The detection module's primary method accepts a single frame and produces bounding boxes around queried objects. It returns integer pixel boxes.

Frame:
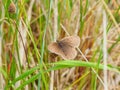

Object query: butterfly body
[48,36,80,60]
[57,40,67,56]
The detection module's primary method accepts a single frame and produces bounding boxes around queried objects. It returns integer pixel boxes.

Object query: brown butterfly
[48,36,80,60]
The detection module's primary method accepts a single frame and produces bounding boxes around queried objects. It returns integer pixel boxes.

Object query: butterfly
[48,36,80,60]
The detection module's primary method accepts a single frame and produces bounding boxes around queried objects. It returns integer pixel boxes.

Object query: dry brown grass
[0,0,120,90]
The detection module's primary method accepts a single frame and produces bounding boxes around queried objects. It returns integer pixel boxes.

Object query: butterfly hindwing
[59,43,77,60]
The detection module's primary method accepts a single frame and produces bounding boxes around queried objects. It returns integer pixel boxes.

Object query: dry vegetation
[0,0,120,90]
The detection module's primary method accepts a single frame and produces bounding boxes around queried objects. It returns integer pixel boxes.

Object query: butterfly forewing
[48,42,64,57]
[60,36,80,48]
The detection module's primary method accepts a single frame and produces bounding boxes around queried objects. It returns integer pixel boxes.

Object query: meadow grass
[0,0,120,90]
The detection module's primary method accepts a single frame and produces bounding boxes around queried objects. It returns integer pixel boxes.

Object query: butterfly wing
[48,42,64,57]
[60,36,80,48]
[48,42,77,60]
[60,44,77,60]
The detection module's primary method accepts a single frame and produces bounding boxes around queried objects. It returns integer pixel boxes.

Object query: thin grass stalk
[0,2,5,89]
[103,10,108,90]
